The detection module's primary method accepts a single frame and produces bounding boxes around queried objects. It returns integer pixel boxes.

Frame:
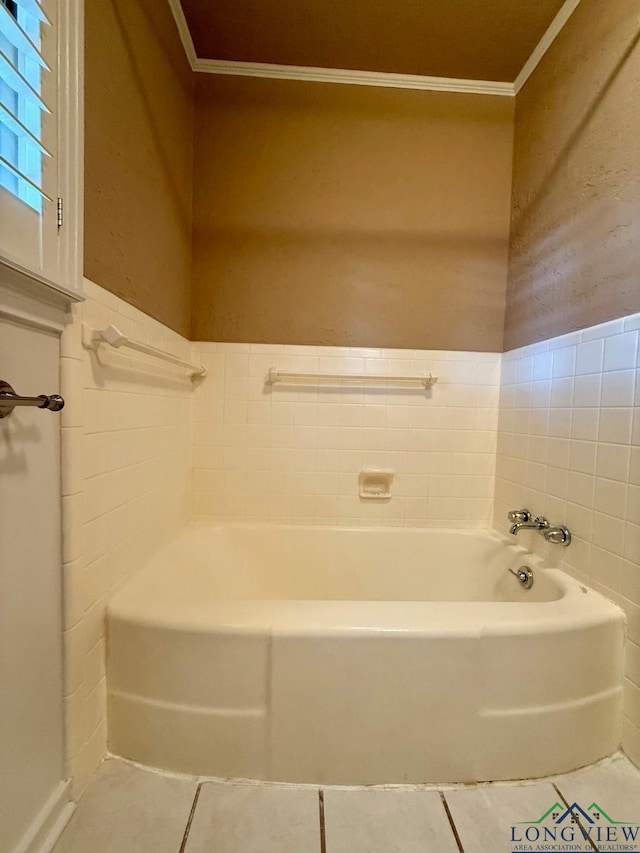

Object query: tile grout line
[439,791,466,853]
[178,782,203,853]
[553,782,599,853]
[318,789,327,853]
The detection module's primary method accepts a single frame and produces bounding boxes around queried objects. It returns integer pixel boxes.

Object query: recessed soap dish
[359,469,394,500]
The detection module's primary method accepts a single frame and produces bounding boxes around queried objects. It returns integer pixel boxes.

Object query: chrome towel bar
[83,324,207,379]
[0,380,64,419]
[267,368,436,388]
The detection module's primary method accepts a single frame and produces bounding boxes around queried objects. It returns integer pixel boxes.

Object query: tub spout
[509,517,549,536]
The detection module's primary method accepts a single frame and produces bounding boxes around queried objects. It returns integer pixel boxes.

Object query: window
[0,0,50,213]
[0,0,81,299]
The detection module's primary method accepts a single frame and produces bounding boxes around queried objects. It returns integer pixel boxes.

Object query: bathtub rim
[107,522,626,639]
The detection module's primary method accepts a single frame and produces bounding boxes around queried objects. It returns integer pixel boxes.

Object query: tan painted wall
[84,0,194,337]
[504,0,640,351]
[191,77,514,350]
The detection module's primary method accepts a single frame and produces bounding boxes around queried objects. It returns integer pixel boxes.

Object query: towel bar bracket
[82,324,207,379]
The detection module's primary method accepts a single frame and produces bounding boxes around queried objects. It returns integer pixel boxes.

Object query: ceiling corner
[166,0,197,70]
[514,0,584,93]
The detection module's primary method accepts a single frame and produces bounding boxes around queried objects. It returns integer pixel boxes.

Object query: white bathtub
[107,525,625,785]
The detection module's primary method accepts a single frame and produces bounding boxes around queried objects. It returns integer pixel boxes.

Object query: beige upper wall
[84,0,194,337]
[191,76,514,351]
[504,0,640,351]
[85,2,639,350]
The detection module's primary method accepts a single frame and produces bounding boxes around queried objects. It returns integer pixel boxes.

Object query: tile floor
[53,753,640,853]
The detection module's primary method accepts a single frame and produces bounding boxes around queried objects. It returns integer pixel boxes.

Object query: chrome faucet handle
[507,509,532,524]
[509,566,534,589]
[544,525,572,546]
[533,516,549,530]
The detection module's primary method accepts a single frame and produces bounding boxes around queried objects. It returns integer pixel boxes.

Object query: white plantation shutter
[0,0,51,211]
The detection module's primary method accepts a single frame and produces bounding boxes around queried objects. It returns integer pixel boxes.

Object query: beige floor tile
[53,759,197,853]
[445,782,563,853]
[323,788,459,853]
[183,783,320,853]
[53,754,640,853]
[555,754,640,824]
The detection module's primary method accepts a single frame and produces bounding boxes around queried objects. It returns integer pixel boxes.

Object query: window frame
[0,0,83,302]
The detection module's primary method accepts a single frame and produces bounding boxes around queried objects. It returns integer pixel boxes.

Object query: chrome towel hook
[0,380,65,419]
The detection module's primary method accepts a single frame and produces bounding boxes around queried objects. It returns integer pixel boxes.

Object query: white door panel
[0,314,65,853]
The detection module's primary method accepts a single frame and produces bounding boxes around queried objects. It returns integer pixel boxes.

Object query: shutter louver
[0,0,51,209]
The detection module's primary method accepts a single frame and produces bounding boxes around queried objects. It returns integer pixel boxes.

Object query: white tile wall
[60,290,640,792]
[190,344,501,527]
[60,280,194,794]
[493,312,640,766]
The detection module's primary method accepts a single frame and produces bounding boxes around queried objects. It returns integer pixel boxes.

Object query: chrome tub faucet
[507,509,571,546]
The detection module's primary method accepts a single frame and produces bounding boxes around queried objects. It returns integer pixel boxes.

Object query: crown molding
[166,0,197,69]
[192,59,515,96]
[514,0,584,93]
[168,0,583,97]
